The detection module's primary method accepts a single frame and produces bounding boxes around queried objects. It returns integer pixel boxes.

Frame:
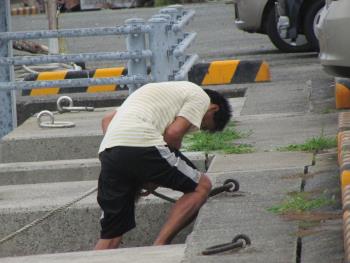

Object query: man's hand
[102,110,117,134]
[163,116,193,150]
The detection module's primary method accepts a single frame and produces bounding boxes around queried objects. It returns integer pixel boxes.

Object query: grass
[182,122,254,154]
[278,136,337,153]
[321,108,337,114]
[267,192,335,214]
[154,0,180,6]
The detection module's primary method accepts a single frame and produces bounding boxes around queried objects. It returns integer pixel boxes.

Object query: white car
[233,0,325,53]
[316,0,350,77]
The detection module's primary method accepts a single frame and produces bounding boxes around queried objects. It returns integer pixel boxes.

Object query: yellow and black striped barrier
[337,112,350,262]
[335,78,350,109]
[23,67,128,96]
[11,6,39,16]
[23,60,271,96]
[188,60,270,86]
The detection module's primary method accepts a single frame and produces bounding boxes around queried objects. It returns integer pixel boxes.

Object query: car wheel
[266,7,314,53]
[303,1,325,51]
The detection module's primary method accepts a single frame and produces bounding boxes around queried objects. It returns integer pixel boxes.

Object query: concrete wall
[0,200,193,258]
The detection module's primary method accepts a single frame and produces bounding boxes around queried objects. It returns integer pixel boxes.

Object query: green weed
[267,192,335,214]
[278,136,337,152]
[182,122,254,154]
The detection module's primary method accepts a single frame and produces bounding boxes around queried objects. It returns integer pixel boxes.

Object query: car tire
[303,0,325,52]
[266,7,314,53]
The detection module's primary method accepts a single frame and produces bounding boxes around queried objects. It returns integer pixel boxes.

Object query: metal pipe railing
[174,54,198,81]
[173,32,197,57]
[0,75,149,91]
[0,50,152,66]
[0,25,151,41]
[0,1,197,138]
[172,10,195,32]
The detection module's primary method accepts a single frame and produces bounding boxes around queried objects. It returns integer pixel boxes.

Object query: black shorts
[97,145,201,239]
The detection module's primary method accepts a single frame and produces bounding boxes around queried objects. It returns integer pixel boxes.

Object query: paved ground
[0,2,343,262]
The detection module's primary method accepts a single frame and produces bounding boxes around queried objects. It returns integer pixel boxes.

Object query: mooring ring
[57,96,74,113]
[37,110,75,128]
[232,234,251,248]
[223,179,240,192]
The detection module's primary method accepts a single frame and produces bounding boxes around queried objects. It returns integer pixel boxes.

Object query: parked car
[233,0,325,53]
[315,0,350,78]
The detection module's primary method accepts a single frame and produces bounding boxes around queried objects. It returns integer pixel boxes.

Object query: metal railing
[0,1,197,138]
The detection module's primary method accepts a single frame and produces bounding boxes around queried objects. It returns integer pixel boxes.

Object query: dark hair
[203,89,232,131]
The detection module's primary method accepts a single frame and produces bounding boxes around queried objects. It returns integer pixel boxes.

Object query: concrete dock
[0,2,343,262]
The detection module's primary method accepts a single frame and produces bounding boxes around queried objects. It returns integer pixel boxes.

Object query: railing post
[159,7,181,80]
[148,16,171,82]
[0,0,16,139]
[167,5,186,69]
[125,18,148,94]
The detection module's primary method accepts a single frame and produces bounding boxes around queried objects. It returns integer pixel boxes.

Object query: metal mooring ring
[202,234,251,255]
[232,234,251,247]
[223,179,240,192]
[57,96,74,113]
[37,110,75,128]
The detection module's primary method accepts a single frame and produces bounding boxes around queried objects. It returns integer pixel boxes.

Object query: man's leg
[153,174,212,245]
[94,236,122,250]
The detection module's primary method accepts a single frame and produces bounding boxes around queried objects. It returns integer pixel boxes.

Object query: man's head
[201,89,232,132]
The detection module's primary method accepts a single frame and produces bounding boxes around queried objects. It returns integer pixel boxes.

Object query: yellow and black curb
[23,60,271,96]
[335,78,350,109]
[188,60,270,86]
[11,6,39,16]
[337,112,350,261]
[343,200,350,263]
[23,67,128,96]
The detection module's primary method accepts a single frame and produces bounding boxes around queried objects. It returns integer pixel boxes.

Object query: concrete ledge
[0,159,100,185]
[0,244,185,263]
[0,152,210,185]
[16,90,128,126]
[335,78,350,109]
[0,181,191,257]
[188,60,271,86]
[0,107,212,166]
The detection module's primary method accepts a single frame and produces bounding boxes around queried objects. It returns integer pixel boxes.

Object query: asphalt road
[11,2,325,81]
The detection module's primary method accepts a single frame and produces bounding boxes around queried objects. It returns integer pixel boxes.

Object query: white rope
[0,186,97,245]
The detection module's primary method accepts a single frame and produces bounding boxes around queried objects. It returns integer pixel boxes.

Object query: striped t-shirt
[98,81,210,152]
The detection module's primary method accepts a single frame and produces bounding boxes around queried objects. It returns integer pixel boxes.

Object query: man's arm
[164,116,193,150]
[101,110,117,135]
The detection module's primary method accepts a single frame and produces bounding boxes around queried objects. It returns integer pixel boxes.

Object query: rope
[150,190,177,203]
[0,186,97,245]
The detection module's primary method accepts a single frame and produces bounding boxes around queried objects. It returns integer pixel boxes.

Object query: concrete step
[0,109,108,163]
[0,158,99,185]
[0,244,185,263]
[182,152,310,263]
[0,97,242,164]
[0,152,209,186]
[235,112,338,152]
[0,180,191,258]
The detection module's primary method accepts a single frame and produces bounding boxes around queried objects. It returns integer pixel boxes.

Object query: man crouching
[95,81,232,249]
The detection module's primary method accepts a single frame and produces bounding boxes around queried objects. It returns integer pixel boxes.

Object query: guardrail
[0,1,197,138]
